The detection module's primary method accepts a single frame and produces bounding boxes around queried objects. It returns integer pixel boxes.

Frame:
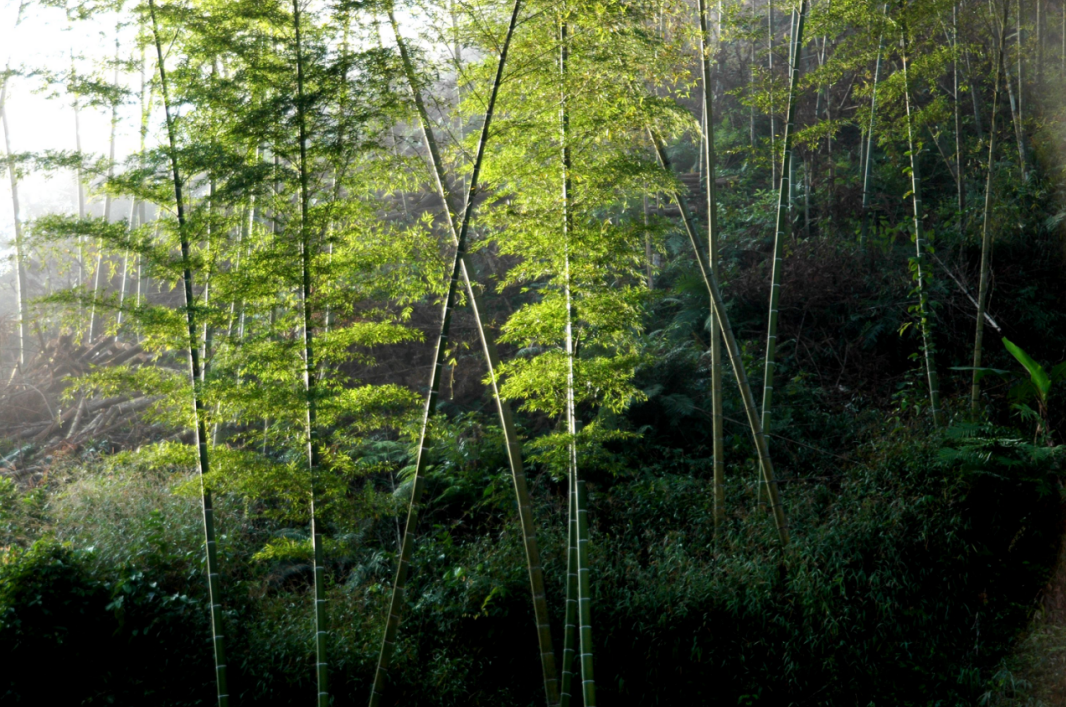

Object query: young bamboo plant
[386,7,560,703]
[369,0,526,701]
[898,0,946,428]
[146,2,230,704]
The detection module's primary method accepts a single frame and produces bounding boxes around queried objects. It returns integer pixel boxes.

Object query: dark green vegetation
[2,0,1066,703]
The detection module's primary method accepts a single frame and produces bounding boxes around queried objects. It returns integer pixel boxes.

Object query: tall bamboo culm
[760,0,807,504]
[696,0,725,529]
[649,132,789,546]
[147,2,230,704]
[971,0,1012,414]
[559,17,596,707]
[898,0,946,428]
[291,2,329,704]
[369,1,524,702]
[386,6,559,703]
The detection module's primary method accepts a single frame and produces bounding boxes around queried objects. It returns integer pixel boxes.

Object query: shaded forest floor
[987,515,1066,706]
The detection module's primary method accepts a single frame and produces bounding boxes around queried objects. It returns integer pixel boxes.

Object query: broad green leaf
[1003,338,1051,399]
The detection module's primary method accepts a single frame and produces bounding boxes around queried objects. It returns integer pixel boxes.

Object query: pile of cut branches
[1,335,164,482]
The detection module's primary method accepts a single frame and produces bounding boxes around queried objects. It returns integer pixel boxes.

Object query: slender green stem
[650,130,790,546]
[559,477,578,707]
[972,0,1011,414]
[760,0,807,506]
[696,0,724,530]
[899,0,946,428]
[860,5,887,245]
[148,2,229,704]
[291,2,330,704]
[386,6,559,703]
[369,2,524,702]
[559,17,595,706]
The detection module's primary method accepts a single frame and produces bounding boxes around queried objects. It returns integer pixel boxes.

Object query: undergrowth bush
[0,419,1060,706]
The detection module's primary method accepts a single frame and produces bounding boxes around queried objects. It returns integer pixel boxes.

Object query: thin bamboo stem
[147,3,230,705]
[290,4,329,704]
[972,0,1011,414]
[899,0,946,428]
[369,2,524,702]
[697,0,725,529]
[386,6,559,703]
[649,130,789,546]
[760,0,807,505]
[560,18,595,707]
[860,6,887,244]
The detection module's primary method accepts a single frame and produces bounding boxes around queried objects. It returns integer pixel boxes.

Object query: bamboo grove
[2,0,1066,701]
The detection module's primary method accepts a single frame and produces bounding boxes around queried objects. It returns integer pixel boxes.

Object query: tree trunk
[559,18,596,707]
[290,5,329,704]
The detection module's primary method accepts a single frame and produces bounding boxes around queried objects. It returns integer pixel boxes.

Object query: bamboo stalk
[649,130,789,546]
[860,6,888,245]
[898,0,946,428]
[696,0,725,528]
[147,3,230,704]
[971,0,1011,414]
[760,0,807,505]
[559,17,595,706]
[558,475,578,707]
[386,6,559,703]
[369,1,524,701]
[289,3,329,704]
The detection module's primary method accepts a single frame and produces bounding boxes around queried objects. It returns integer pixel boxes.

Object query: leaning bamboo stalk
[760,0,807,506]
[386,7,559,703]
[971,0,1011,414]
[369,2,524,702]
[147,3,230,705]
[898,0,946,428]
[696,0,725,530]
[649,130,789,546]
[860,5,888,245]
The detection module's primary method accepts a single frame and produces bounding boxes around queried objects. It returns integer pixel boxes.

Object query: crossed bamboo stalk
[370,1,564,704]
